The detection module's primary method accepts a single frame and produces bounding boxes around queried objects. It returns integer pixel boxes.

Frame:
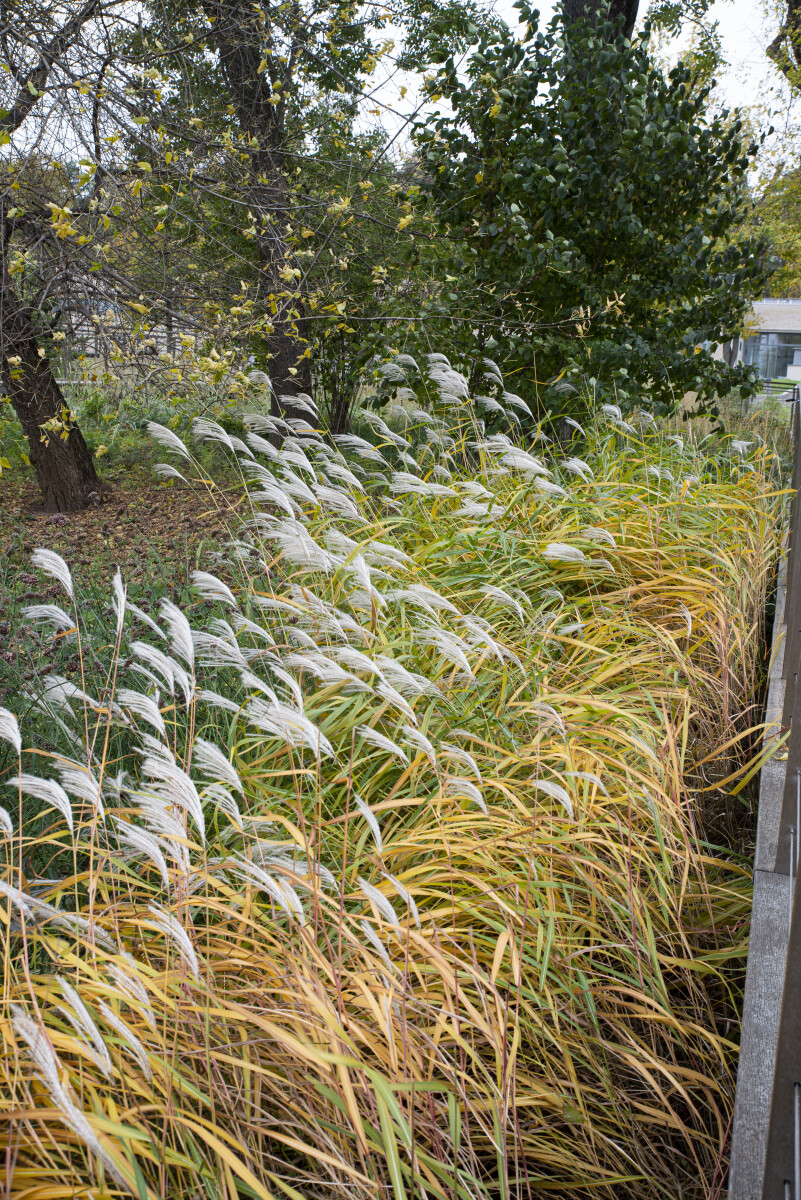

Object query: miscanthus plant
[0,357,783,1199]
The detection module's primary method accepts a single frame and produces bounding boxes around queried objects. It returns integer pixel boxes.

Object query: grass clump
[0,368,784,1199]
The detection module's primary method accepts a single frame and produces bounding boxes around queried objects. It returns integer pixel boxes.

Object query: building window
[742,331,801,379]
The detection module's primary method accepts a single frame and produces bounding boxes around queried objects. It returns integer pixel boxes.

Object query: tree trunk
[204,0,314,424]
[1,276,102,512]
[265,318,313,416]
[0,0,107,512]
[721,337,741,368]
[767,0,801,80]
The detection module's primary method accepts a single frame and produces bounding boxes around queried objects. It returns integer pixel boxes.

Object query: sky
[649,0,785,115]
[491,0,778,110]
[712,0,776,107]
[372,0,793,160]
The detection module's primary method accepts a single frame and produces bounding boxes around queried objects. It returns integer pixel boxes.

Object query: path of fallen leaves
[1,462,233,594]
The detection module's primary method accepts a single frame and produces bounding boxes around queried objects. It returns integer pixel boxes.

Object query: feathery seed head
[31,548,74,601]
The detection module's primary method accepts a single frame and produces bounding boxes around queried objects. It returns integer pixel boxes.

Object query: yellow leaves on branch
[46,202,77,239]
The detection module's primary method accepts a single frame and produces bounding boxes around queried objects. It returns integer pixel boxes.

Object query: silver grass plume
[147,421,191,459]
[536,478,568,497]
[562,457,594,481]
[246,431,279,460]
[59,762,104,820]
[107,962,157,1032]
[112,569,127,639]
[56,977,113,1079]
[12,1008,128,1186]
[400,725,437,769]
[419,627,475,677]
[31,548,74,601]
[9,774,73,833]
[160,599,195,669]
[0,707,21,757]
[191,571,239,609]
[531,777,574,820]
[115,689,167,737]
[21,604,75,633]
[352,794,383,851]
[96,1000,152,1080]
[127,602,166,640]
[193,737,244,795]
[440,743,482,780]
[382,871,421,928]
[444,777,487,814]
[542,543,588,565]
[146,905,201,980]
[114,818,172,889]
[227,856,305,922]
[138,751,206,842]
[581,525,617,548]
[565,770,608,796]
[153,463,187,482]
[480,584,525,621]
[356,725,409,764]
[358,877,400,926]
[360,920,397,973]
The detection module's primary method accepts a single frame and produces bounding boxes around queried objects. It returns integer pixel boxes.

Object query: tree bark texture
[1,271,101,511]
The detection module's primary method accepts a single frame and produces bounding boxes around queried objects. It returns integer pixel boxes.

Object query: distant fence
[762,382,801,403]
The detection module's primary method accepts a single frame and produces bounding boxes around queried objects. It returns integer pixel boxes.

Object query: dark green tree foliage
[415,3,770,417]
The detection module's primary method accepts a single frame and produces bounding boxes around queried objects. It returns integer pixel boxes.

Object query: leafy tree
[0,0,493,506]
[564,0,638,38]
[413,2,769,419]
[111,0,495,415]
[749,168,801,297]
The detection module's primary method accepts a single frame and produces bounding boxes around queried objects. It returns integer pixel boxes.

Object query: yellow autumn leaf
[397,214,413,231]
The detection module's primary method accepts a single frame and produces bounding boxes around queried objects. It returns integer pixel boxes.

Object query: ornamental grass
[0,364,784,1198]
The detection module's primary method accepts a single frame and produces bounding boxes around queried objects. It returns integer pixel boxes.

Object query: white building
[740,299,801,381]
